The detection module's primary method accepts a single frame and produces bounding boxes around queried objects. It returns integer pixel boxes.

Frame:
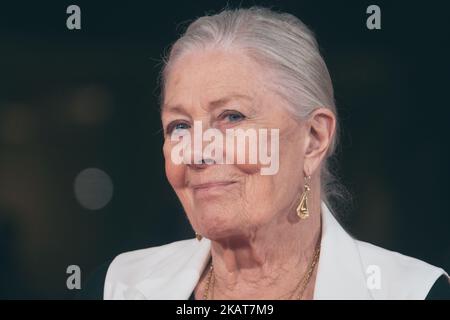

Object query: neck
[201,198,322,300]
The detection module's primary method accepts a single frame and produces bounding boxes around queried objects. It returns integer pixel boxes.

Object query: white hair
[161,6,350,216]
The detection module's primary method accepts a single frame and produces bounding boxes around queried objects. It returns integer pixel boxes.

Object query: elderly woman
[83,7,448,300]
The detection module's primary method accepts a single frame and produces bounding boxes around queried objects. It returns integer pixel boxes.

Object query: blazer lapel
[138,239,212,299]
[314,202,372,299]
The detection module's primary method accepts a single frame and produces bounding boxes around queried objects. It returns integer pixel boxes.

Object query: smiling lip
[191,181,237,190]
[190,181,237,197]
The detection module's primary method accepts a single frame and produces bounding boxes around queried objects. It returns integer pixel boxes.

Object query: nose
[188,157,216,170]
[184,120,222,170]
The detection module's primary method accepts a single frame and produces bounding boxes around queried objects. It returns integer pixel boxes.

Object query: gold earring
[195,232,203,241]
[297,175,311,219]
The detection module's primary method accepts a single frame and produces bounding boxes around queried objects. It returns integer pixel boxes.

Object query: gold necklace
[203,244,321,300]
[292,245,321,300]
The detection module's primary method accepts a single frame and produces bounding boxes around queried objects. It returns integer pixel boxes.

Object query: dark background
[0,0,449,299]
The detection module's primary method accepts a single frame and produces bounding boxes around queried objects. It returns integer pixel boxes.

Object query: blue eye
[174,123,189,130]
[221,111,245,123]
[166,121,190,134]
[227,113,243,122]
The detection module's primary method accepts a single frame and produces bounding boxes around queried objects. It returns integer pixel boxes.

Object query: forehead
[163,49,264,108]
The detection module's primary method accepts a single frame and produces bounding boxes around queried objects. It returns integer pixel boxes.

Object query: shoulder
[353,238,447,299]
[106,238,201,279]
[110,239,194,264]
[75,240,199,300]
[76,239,198,300]
[319,202,447,300]
[104,238,211,299]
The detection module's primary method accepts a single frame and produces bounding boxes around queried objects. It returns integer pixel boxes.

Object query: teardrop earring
[296,175,311,219]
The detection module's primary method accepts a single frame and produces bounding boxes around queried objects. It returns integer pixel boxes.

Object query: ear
[302,108,336,176]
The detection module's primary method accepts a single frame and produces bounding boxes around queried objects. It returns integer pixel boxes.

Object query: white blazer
[104,202,447,299]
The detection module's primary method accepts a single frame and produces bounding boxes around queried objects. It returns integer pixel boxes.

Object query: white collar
[104,201,445,299]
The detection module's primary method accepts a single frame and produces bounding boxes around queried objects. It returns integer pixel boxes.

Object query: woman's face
[162,49,308,240]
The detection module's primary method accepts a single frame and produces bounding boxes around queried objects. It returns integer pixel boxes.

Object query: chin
[194,210,244,240]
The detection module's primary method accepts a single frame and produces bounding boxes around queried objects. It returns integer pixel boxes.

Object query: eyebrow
[162,94,252,115]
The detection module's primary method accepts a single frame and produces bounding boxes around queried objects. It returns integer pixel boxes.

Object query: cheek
[163,141,186,189]
[237,174,279,226]
[233,163,260,175]
[226,138,273,175]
